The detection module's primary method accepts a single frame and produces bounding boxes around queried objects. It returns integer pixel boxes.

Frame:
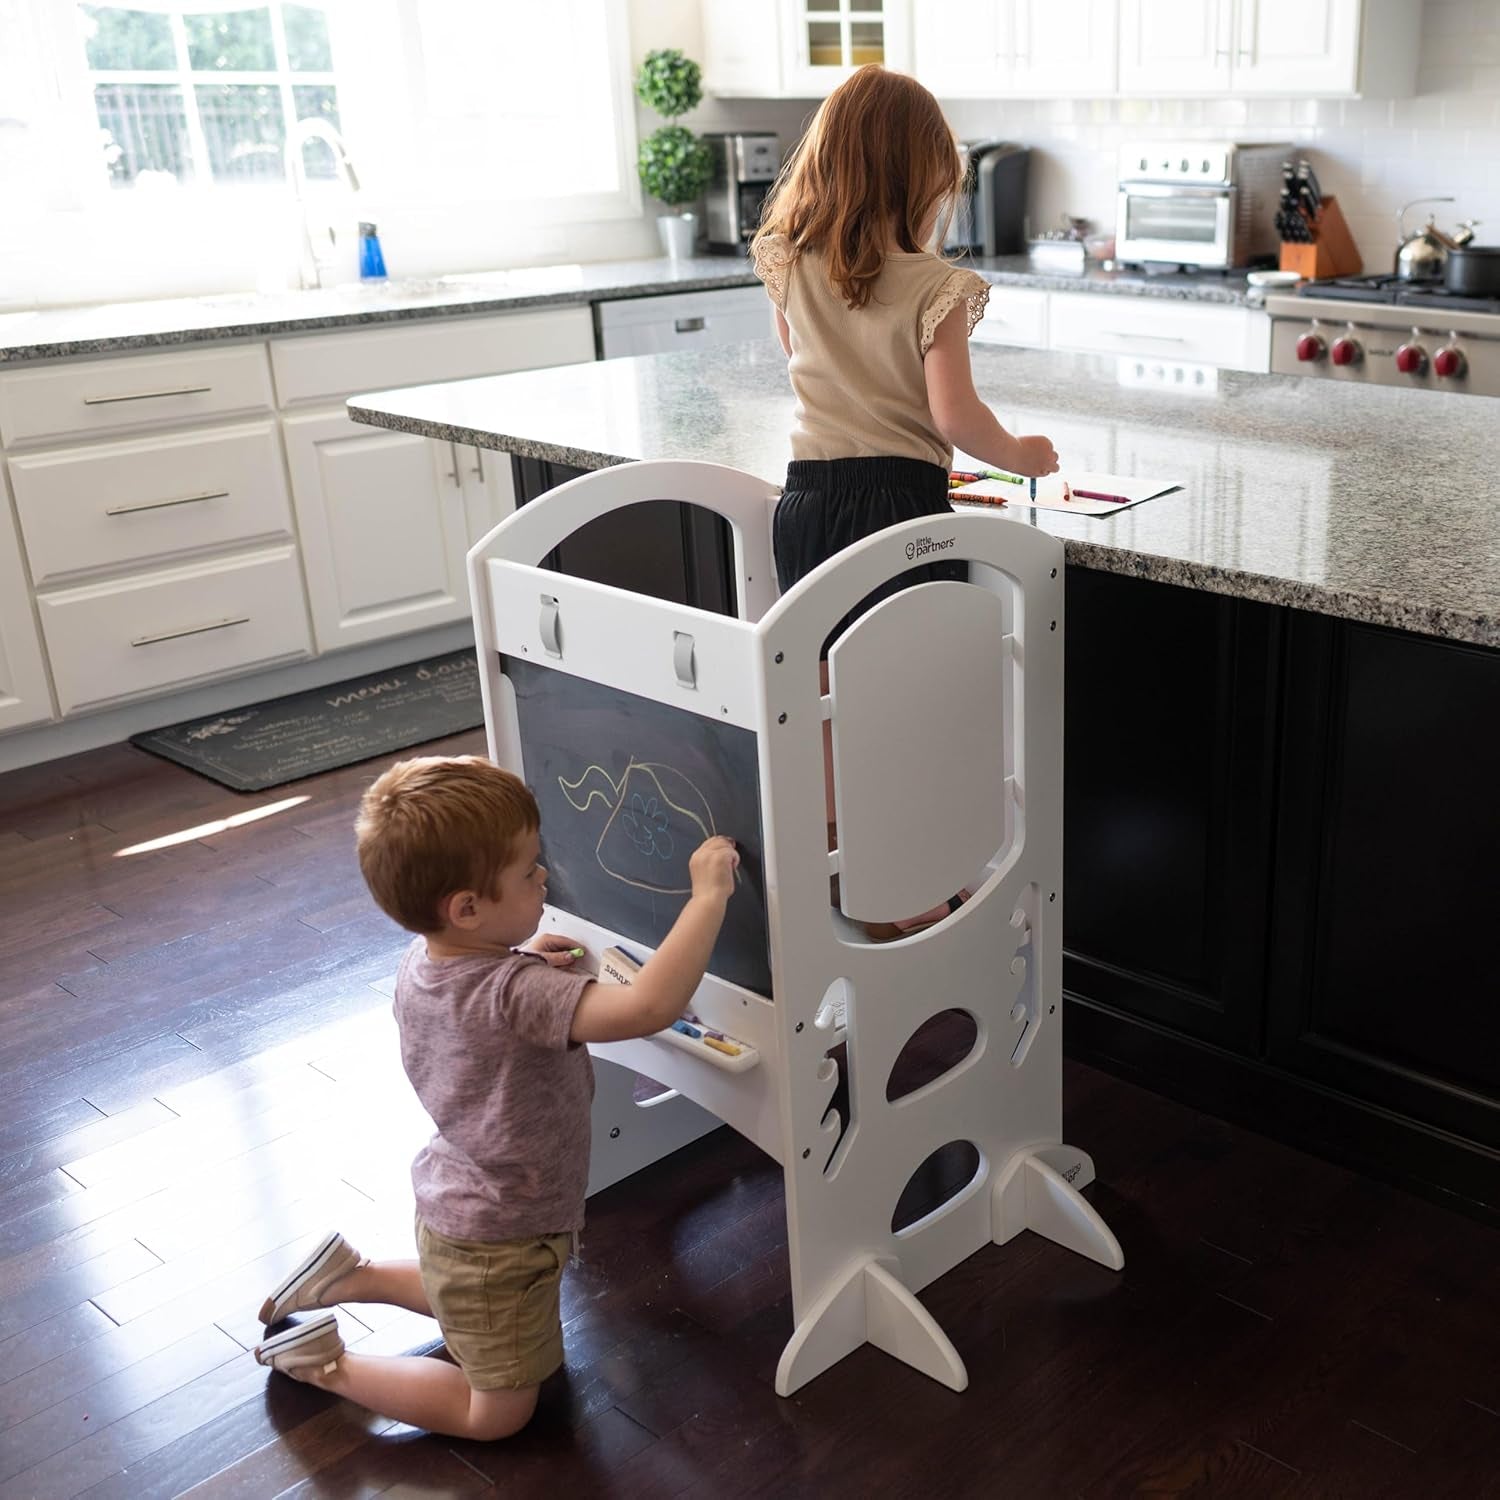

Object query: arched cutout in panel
[891,1140,983,1236]
[886,1009,980,1102]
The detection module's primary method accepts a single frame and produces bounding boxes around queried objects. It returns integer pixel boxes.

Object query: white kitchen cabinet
[0,471,54,733]
[1118,0,1415,97]
[971,286,1049,349]
[916,0,1116,98]
[37,546,310,717]
[0,344,275,448]
[1047,292,1270,372]
[1117,0,1231,94]
[10,420,295,588]
[282,411,473,652]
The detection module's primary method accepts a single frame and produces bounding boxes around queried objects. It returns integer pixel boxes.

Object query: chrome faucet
[284,118,361,290]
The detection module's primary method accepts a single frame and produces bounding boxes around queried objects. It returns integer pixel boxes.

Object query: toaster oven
[1115,142,1289,269]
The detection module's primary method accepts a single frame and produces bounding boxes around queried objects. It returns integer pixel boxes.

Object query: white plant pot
[657,212,698,261]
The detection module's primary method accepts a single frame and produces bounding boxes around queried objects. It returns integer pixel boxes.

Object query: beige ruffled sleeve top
[751,233,990,467]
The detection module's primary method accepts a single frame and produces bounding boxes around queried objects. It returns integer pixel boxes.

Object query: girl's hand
[522,933,585,967]
[1011,435,1060,477]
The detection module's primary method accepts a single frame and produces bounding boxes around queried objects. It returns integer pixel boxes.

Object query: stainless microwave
[1115,142,1289,269]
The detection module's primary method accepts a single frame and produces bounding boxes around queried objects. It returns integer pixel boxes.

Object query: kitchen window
[81,4,342,187]
[0,0,639,305]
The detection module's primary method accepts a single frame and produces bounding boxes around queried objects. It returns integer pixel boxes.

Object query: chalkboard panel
[503,656,771,996]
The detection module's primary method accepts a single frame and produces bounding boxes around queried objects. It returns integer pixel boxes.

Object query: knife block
[1280,195,1362,280]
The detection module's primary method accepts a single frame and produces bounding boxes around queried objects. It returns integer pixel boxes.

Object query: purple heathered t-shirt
[393,938,595,1243]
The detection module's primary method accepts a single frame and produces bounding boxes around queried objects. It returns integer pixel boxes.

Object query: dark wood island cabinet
[1064,568,1499,1220]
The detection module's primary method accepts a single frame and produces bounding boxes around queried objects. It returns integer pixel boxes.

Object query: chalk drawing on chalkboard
[560,759,717,896]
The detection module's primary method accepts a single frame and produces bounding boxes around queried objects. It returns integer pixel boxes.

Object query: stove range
[1295,273,1500,316]
[1265,274,1500,396]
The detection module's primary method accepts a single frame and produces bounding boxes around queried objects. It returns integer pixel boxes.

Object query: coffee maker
[702,133,780,254]
[944,141,1030,258]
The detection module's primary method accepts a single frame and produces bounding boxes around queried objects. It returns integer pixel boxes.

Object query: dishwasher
[596,284,771,358]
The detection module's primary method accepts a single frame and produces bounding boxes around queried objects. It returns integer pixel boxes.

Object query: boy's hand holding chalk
[523,934,587,966]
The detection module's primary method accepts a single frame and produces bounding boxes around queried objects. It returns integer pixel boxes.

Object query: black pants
[773,456,964,655]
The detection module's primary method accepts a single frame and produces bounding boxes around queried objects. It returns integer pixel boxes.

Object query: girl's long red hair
[753,66,963,310]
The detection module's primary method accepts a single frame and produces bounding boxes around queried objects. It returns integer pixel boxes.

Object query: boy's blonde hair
[355,755,539,934]
[753,65,964,311]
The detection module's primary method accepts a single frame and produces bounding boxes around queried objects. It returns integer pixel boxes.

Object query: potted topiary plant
[635,48,713,261]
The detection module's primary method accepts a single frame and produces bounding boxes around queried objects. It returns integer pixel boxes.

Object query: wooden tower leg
[992,1147,1125,1270]
[775,1256,969,1396]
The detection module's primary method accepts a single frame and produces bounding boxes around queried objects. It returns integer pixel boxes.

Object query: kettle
[1394,196,1466,281]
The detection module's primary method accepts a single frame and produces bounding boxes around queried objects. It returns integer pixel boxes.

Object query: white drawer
[1047,293,1260,370]
[270,306,596,405]
[38,547,311,715]
[971,286,1048,348]
[0,344,275,447]
[10,420,295,587]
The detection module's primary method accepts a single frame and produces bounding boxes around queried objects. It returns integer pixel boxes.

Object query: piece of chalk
[703,1036,742,1056]
[671,1019,703,1039]
[568,947,585,958]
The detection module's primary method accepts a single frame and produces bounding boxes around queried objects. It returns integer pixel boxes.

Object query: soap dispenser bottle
[358,222,388,281]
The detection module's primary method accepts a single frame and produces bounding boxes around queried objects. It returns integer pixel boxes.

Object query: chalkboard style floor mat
[129,649,484,792]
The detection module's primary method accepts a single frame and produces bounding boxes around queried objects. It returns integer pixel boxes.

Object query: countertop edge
[0,261,1259,366]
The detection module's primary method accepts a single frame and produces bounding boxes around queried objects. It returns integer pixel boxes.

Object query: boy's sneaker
[258,1230,365,1324]
[254,1311,344,1375]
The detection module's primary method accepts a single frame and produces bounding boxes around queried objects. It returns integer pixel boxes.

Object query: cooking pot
[1445,244,1500,297]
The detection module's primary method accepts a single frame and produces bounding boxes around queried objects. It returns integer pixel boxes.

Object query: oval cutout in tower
[891,1140,983,1235]
[886,1009,980,1103]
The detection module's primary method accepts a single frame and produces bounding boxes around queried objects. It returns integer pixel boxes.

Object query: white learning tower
[467,459,1123,1396]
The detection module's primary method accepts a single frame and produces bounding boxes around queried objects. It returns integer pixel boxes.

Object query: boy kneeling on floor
[253,754,738,1440]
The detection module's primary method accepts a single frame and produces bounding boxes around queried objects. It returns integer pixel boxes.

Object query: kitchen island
[351,343,1500,1220]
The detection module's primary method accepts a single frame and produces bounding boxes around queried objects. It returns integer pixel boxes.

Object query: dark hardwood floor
[0,736,1496,1499]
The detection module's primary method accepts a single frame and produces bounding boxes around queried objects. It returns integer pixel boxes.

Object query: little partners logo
[905,533,957,561]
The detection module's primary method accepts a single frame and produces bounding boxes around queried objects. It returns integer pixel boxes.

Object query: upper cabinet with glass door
[781,0,911,95]
[700,0,910,97]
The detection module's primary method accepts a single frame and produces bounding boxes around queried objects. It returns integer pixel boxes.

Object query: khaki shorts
[415,1215,572,1390]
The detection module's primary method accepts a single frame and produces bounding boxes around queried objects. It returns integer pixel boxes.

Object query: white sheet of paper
[950,465,1182,516]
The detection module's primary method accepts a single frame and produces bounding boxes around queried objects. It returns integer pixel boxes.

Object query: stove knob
[1434,346,1466,379]
[1395,342,1428,375]
[1330,336,1363,367]
[1296,333,1326,362]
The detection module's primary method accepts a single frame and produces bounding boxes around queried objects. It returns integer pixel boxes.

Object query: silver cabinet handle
[1105,331,1188,343]
[674,316,706,333]
[471,447,485,482]
[83,385,212,406]
[447,441,461,485]
[131,615,249,647]
[106,488,228,517]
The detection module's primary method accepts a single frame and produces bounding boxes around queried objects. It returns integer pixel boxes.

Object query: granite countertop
[0,256,1261,366]
[349,340,1499,648]
[967,256,1261,306]
[0,258,761,365]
